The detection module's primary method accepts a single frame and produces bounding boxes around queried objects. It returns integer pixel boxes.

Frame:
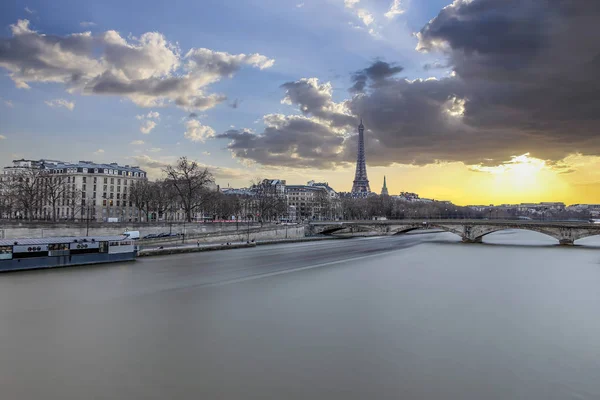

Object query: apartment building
[1,159,147,222]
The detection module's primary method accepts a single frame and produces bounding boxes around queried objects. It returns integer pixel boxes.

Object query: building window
[124,179,128,186]
[94,168,98,173]
[93,192,96,199]
[109,200,113,207]
[104,178,107,184]
[111,178,114,184]
[103,185,107,192]
[117,200,120,207]
[110,193,114,199]
[82,184,86,191]
[103,199,107,206]
[117,186,120,193]
[117,193,120,199]
[83,177,87,183]
[93,185,96,191]
[117,179,121,185]
[83,168,88,173]
[110,186,114,192]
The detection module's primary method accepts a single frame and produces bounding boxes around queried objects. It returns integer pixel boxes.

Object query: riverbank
[137,236,346,257]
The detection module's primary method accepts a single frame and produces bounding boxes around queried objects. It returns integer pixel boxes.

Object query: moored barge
[0,236,137,272]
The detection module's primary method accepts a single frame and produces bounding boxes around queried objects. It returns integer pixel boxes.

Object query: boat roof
[0,235,129,246]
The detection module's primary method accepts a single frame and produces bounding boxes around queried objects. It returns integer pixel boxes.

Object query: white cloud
[344,0,360,9]
[136,111,160,120]
[0,135,6,140]
[356,9,374,26]
[384,0,404,19]
[0,20,275,111]
[94,149,104,154]
[80,21,97,27]
[4,100,13,107]
[24,6,34,14]
[184,119,215,142]
[130,140,145,145]
[149,147,162,152]
[202,151,211,156]
[140,120,157,134]
[45,98,75,111]
[296,3,304,7]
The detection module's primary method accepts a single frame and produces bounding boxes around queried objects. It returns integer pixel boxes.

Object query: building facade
[1,159,147,222]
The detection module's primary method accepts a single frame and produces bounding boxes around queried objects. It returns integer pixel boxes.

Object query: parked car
[143,233,159,239]
[123,230,140,240]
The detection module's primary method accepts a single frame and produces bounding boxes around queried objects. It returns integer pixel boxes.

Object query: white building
[1,159,147,222]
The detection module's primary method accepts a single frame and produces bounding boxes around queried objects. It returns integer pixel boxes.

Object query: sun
[470,154,565,203]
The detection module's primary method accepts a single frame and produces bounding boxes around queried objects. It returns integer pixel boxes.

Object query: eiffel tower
[351,119,371,194]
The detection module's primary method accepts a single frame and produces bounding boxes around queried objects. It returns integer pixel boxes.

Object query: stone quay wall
[0,221,265,239]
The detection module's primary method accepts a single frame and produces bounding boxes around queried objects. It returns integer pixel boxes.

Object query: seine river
[1,231,599,399]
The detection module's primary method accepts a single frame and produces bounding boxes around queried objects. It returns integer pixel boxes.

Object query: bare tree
[43,174,74,221]
[148,179,178,221]
[251,178,287,225]
[129,179,152,222]
[11,169,44,220]
[164,157,214,222]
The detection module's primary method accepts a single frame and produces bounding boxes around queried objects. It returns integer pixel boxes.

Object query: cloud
[94,149,104,154]
[80,21,96,27]
[344,0,360,9]
[140,120,157,134]
[384,0,404,19]
[217,1,600,170]
[4,100,13,107]
[350,60,403,93]
[136,110,160,120]
[202,151,211,156]
[356,9,374,26]
[280,77,355,127]
[45,98,75,111]
[296,3,304,8]
[132,154,170,170]
[130,140,145,145]
[0,135,6,140]
[216,114,345,169]
[188,112,198,119]
[0,20,274,111]
[148,147,162,152]
[24,7,34,14]
[184,119,215,142]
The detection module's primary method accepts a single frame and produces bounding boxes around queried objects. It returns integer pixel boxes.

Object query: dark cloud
[216,0,600,169]
[188,112,198,119]
[216,115,344,169]
[350,60,403,93]
[280,78,355,127]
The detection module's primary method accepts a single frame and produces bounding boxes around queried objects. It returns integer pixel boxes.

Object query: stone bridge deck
[308,220,600,245]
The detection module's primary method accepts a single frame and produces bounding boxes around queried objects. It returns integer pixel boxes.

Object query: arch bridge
[308,220,600,245]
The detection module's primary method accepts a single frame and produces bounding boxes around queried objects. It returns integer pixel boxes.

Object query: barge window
[0,246,12,260]
[99,242,109,253]
[48,243,69,251]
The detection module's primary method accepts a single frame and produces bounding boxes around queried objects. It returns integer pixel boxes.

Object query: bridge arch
[473,227,561,243]
[391,224,464,239]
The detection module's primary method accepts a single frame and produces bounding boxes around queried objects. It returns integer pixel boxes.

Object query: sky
[1,0,600,205]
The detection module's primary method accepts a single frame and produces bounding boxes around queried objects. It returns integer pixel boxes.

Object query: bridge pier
[462,237,482,244]
[559,239,574,246]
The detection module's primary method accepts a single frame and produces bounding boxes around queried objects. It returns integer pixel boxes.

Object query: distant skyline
[1,0,600,205]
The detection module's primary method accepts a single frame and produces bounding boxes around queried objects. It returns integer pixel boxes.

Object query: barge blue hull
[0,252,136,273]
